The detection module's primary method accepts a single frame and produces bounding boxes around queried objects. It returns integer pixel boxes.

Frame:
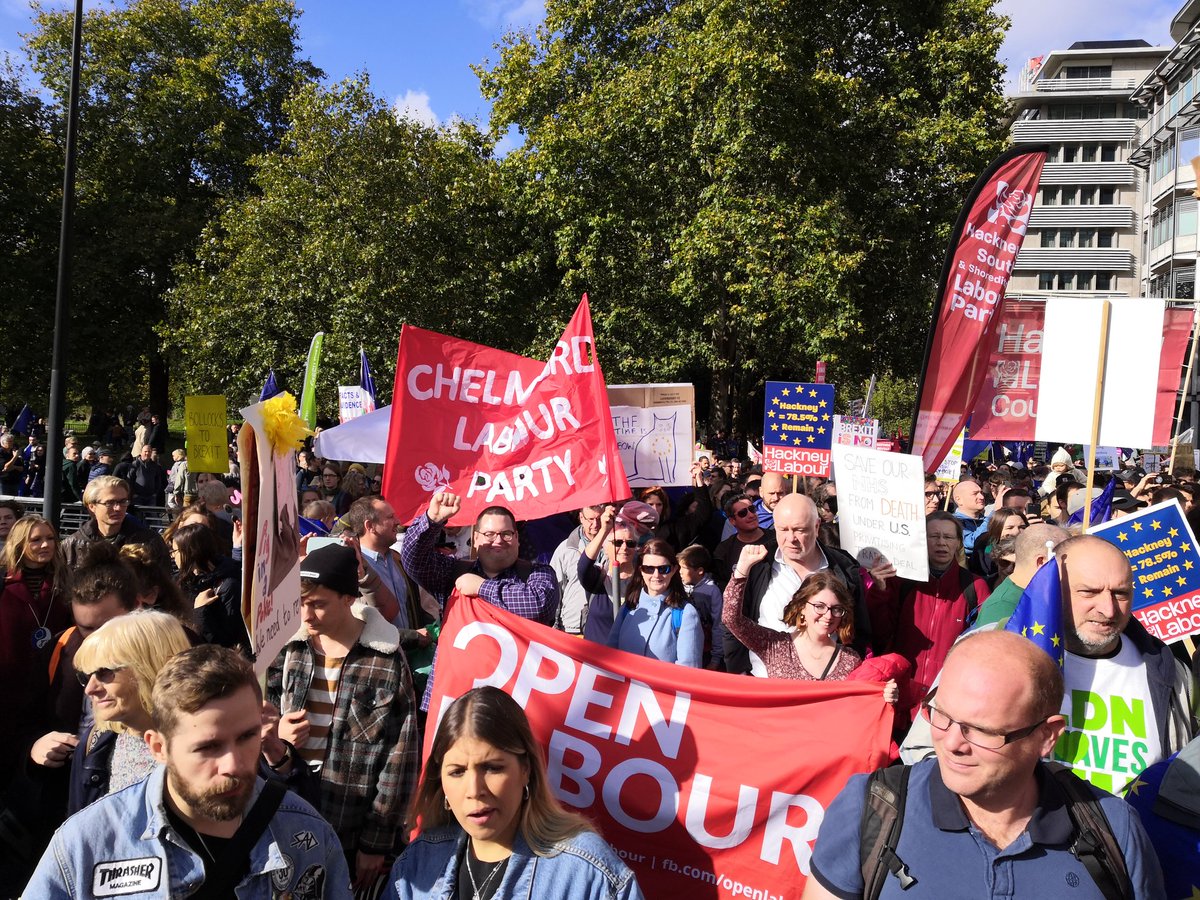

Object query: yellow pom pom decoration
[260,392,311,455]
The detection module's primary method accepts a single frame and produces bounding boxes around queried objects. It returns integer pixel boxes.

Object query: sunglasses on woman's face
[611,539,639,549]
[639,563,673,575]
[75,666,124,687]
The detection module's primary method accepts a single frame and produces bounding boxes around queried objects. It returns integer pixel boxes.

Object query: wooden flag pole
[1083,301,1112,532]
[1168,308,1200,477]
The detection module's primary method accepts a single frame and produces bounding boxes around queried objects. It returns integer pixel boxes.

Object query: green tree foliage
[0,64,60,406]
[163,77,539,418]
[479,0,1010,436]
[23,0,318,412]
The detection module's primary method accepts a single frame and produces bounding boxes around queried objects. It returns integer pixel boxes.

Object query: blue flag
[1067,477,1115,529]
[359,347,377,411]
[11,404,33,435]
[1005,558,1066,671]
[259,369,281,402]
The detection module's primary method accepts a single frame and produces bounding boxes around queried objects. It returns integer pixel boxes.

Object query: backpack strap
[47,626,76,683]
[1047,763,1132,900]
[958,568,979,627]
[671,607,683,634]
[859,766,917,899]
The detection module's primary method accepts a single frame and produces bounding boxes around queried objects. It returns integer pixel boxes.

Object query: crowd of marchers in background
[0,409,1196,899]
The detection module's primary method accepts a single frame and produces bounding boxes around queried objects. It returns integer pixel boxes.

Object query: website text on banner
[382,297,630,527]
[970,304,1193,444]
[426,597,893,900]
[1091,499,1200,645]
[762,382,835,477]
[910,147,1047,472]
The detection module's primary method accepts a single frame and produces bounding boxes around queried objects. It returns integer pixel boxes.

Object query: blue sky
[0,0,1182,129]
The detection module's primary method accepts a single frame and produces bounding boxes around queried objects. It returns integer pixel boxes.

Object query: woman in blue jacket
[606,538,703,667]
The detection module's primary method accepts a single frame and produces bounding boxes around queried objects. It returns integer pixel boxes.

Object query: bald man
[723,493,869,674]
[950,479,988,554]
[972,523,1069,628]
[805,631,1164,899]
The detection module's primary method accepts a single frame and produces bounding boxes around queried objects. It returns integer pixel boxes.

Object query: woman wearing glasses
[604,538,703,667]
[68,609,192,814]
[723,544,901,700]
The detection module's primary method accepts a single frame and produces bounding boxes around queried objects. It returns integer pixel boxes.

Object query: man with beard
[25,645,349,899]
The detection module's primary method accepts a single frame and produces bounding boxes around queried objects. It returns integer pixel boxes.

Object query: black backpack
[858,763,1132,900]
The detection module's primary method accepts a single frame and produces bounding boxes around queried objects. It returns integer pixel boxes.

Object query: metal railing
[0,496,172,536]
[1028,77,1138,93]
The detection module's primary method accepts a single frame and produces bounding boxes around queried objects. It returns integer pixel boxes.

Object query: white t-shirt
[1055,637,1163,794]
[749,546,829,677]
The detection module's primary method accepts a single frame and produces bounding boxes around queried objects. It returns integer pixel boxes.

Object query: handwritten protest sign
[608,384,695,487]
[832,446,929,581]
[934,430,965,483]
[762,382,835,477]
[428,597,893,899]
[185,395,227,474]
[1091,499,1200,644]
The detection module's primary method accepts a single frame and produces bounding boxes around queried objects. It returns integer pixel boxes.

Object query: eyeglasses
[476,530,516,543]
[921,700,1046,750]
[639,563,673,575]
[93,498,129,509]
[611,539,639,549]
[732,507,756,520]
[76,666,125,687]
[806,601,847,619]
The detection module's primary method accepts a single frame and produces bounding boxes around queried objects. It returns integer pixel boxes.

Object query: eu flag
[11,404,33,435]
[1005,558,1066,671]
[359,347,377,412]
[259,369,281,402]
[1067,477,1115,529]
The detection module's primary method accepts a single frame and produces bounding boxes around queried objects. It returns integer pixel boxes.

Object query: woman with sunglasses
[68,609,192,814]
[723,544,900,700]
[576,505,641,643]
[605,538,703,667]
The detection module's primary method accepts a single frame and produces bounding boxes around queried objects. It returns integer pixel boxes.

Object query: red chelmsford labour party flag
[383,296,631,526]
[909,147,1047,472]
[426,597,894,900]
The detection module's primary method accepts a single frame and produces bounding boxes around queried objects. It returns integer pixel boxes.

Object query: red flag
[382,297,630,526]
[426,597,893,899]
[1154,308,1195,446]
[910,148,1047,471]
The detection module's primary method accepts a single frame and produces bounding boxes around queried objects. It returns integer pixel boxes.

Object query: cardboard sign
[237,400,303,673]
[427,597,893,899]
[762,382,835,477]
[607,384,696,487]
[934,430,965,483]
[185,395,227,474]
[1091,499,1200,644]
[832,446,929,581]
[832,415,879,448]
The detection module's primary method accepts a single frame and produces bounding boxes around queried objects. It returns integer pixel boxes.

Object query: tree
[479,0,1010,438]
[162,76,540,417]
[23,0,319,415]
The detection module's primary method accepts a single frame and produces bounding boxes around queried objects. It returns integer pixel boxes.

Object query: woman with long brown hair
[605,537,703,667]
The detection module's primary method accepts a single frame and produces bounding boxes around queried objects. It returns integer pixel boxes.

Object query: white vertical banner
[1036,298,1164,447]
[338,385,368,423]
[832,445,929,582]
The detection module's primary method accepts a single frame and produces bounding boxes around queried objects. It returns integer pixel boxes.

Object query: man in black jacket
[61,475,170,571]
[724,493,869,675]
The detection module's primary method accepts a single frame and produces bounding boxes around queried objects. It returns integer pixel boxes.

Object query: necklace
[24,590,54,650]
[464,846,507,900]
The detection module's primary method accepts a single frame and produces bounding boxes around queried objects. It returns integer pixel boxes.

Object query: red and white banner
[383,297,630,526]
[969,304,1193,444]
[426,597,894,899]
[910,148,1047,471]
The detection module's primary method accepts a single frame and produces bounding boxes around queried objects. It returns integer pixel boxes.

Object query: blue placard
[762,382,835,476]
[1091,499,1200,644]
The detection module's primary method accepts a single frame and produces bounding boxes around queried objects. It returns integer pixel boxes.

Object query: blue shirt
[606,590,702,667]
[810,758,1164,899]
[362,545,410,630]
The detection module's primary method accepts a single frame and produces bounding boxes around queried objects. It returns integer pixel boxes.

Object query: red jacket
[867,566,989,721]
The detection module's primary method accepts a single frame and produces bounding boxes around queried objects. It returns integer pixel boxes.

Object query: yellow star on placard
[1151,519,1162,531]
[822,413,831,421]
[1184,542,1193,553]
[1186,560,1195,570]
[1125,778,1148,797]
[809,389,817,398]
[1169,527,1180,538]
[768,410,776,419]
[1132,521,1143,532]
[818,427,826,435]
[807,436,816,444]
[771,424,779,432]
[781,388,790,397]
[818,400,827,408]
[1031,622,1045,636]
[1163,585,1174,597]
[1179,576,1188,587]
[793,438,803,446]
[1144,588,1154,598]
[795,384,804,393]
[772,397,780,406]
[1116,531,1128,542]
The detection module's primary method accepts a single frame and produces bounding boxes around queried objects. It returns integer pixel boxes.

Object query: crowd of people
[0,412,1197,898]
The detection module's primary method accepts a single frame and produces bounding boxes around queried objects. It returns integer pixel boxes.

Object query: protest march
[6,3,1200,900]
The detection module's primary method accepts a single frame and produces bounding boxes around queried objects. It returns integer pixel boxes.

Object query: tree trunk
[148,348,169,418]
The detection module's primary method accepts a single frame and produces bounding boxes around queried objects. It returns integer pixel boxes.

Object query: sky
[0,0,1184,129]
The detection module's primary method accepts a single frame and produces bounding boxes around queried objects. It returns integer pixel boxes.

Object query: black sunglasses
[76,666,125,687]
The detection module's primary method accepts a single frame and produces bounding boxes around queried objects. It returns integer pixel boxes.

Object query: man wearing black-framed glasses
[804,631,1164,899]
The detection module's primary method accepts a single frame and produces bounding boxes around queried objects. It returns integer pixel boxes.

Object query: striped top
[296,650,345,770]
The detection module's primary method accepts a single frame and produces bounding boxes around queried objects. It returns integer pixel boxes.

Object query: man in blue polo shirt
[802,630,1163,899]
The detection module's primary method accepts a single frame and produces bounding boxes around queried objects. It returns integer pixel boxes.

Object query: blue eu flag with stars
[1005,557,1066,672]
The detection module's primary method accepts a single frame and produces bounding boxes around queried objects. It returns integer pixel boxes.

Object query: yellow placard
[185,395,228,474]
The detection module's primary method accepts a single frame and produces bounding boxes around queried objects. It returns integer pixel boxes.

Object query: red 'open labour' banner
[425,597,894,899]
[383,297,630,526]
[909,148,1047,471]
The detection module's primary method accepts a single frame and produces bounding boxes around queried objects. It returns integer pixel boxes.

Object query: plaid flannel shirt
[401,512,560,708]
[266,606,420,856]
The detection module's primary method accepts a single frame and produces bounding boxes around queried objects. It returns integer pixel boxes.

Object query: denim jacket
[383,826,644,900]
[26,765,352,899]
